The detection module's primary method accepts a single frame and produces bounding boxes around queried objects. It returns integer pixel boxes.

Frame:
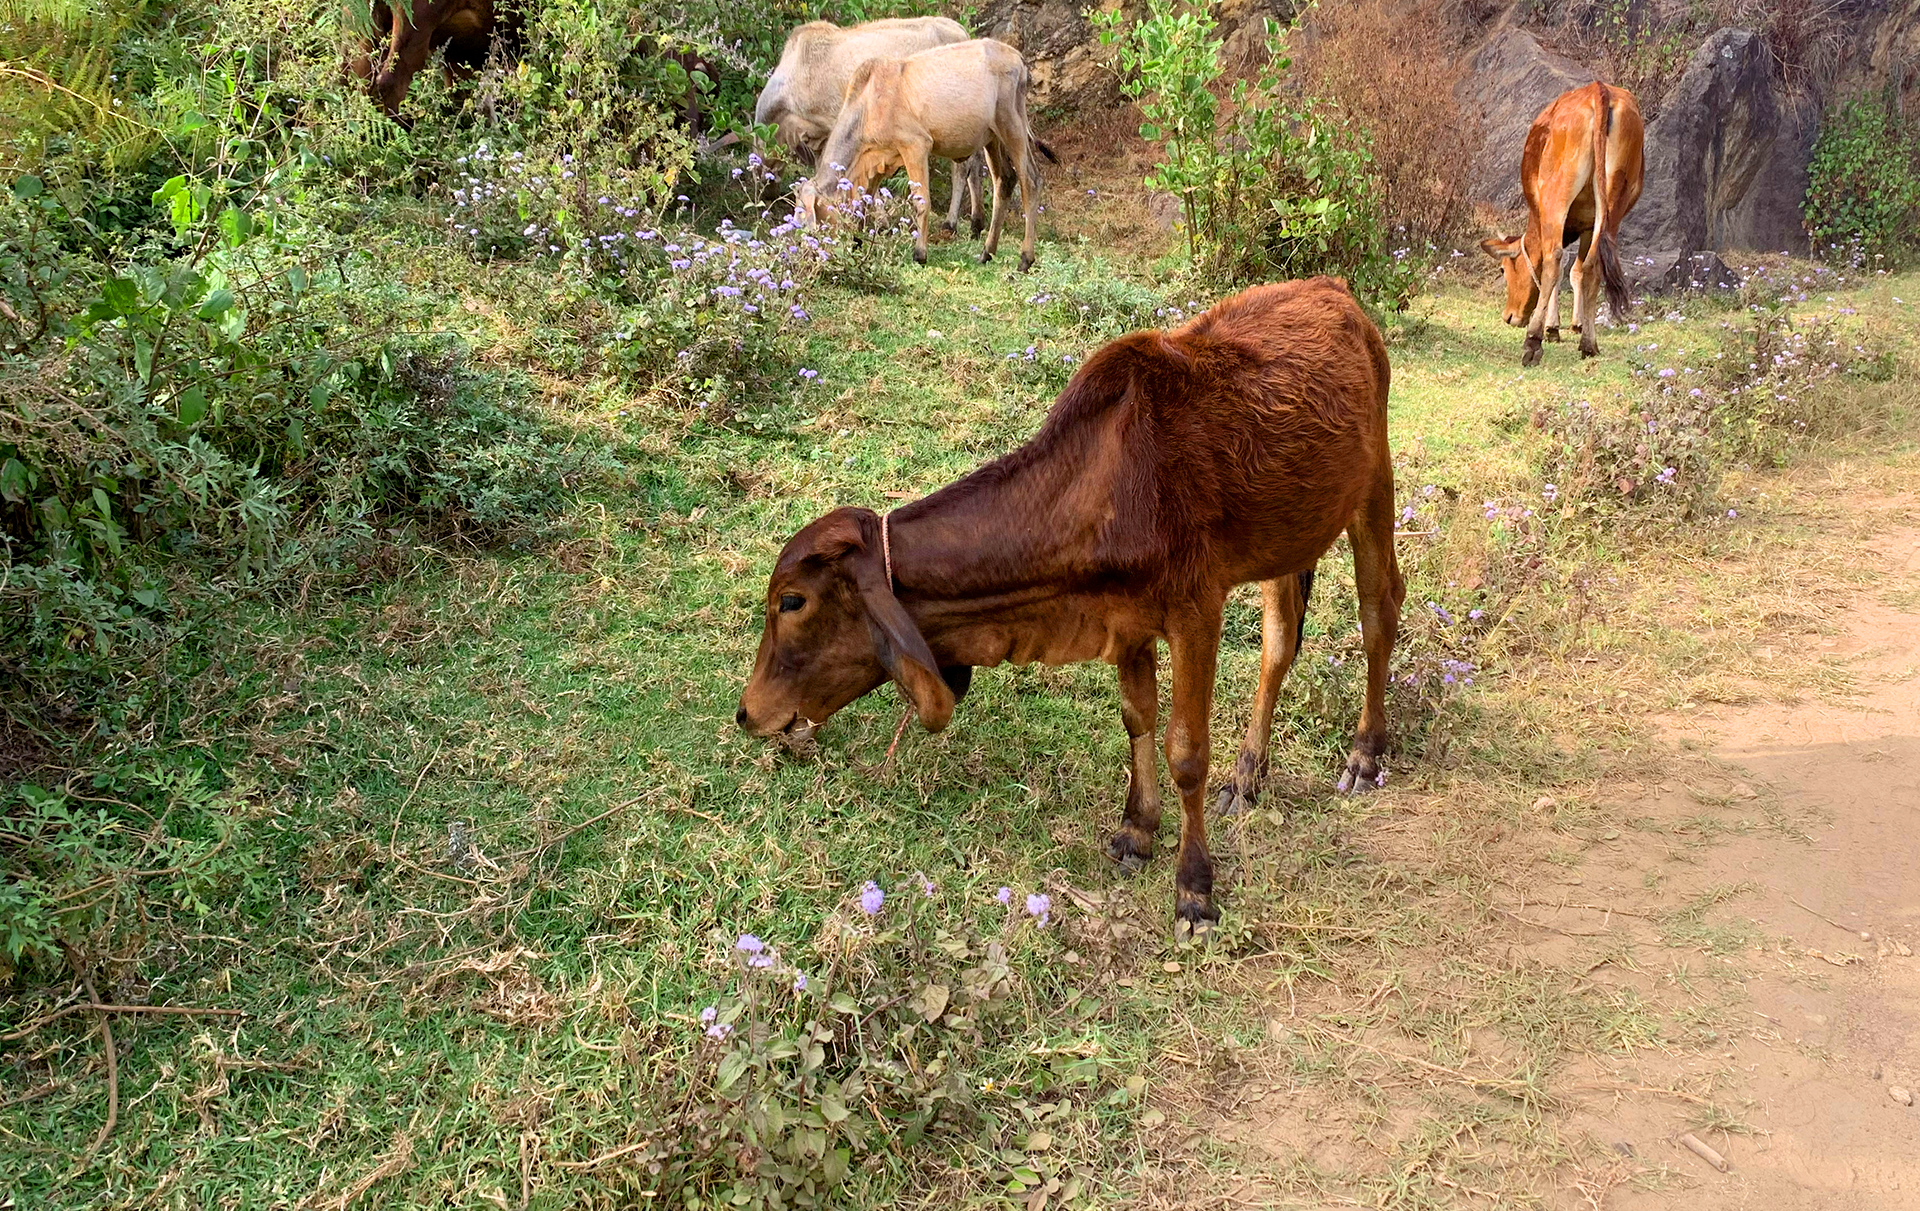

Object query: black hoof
[912,248,927,265]
[1174,891,1219,945]
[1214,783,1255,816]
[1336,752,1385,794]
[1107,828,1153,873]
[1579,341,1599,359]
[1520,340,1543,369]
[1018,252,1034,273]
[1545,326,1561,343]
[979,250,994,264]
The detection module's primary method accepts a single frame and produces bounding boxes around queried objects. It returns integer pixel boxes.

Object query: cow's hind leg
[1338,479,1406,793]
[1574,242,1603,358]
[980,141,1013,264]
[944,158,961,234]
[1106,639,1161,872]
[1217,570,1312,816]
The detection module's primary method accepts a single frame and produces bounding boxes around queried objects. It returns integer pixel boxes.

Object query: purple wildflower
[995,886,1012,905]
[798,368,818,381]
[1542,483,1558,503]
[860,881,885,915]
[1025,893,1051,927]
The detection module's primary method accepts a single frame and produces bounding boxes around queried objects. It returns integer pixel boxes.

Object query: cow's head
[1480,234,1539,326]
[793,149,903,230]
[737,506,962,738]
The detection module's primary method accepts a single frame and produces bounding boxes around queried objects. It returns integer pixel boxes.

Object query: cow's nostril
[735,706,751,730]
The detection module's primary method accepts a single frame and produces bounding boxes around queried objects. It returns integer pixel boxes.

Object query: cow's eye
[778,594,804,613]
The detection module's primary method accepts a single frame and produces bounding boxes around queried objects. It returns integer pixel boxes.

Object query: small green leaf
[196,288,235,321]
[13,174,43,199]
[818,1094,849,1123]
[218,206,253,247]
[132,334,154,383]
[0,458,28,502]
[177,387,208,424]
[102,278,137,315]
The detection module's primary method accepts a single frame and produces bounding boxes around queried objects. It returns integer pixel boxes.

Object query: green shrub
[1804,89,1920,264]
[1092,1,1423,310]
[0,160,611,718]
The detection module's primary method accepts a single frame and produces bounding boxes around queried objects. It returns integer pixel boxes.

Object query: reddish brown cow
[737,278,1405,937]
[348,0,518,118]
[1481,81,1644,366]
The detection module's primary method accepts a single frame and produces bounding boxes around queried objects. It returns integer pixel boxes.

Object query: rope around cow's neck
[1521,231,1541,294]
[881,511,895,593]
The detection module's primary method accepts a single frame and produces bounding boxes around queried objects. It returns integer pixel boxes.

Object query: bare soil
[1190,507,1920,1207]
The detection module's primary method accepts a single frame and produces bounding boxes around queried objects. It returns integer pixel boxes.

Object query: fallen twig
[552,1140,650,1171]
[1678,1131,1728,1172]
[1575,1080,1715,1107]
[71,974,117,1174]
[510,798,639,861]
[3,1001,247,1041]
[1785,894,1859,937]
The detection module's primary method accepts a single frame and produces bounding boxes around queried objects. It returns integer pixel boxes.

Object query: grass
[4,177,1919,1208]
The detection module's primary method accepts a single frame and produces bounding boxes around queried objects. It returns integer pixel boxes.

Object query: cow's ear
[858,576,955,732]
[1480,237,1520,260]
[846,515,955,733]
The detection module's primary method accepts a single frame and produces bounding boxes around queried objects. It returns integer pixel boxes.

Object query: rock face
[973,0,1118,114]
[1620,28,1812,286]
[1455,28,1594,213]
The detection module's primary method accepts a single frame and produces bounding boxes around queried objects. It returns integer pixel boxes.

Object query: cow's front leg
[1106,640,1160,872]
[1166,613,1224,940]
[904,145,933,264]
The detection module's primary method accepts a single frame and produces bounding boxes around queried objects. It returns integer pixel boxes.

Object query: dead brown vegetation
[1298,0,1484,247]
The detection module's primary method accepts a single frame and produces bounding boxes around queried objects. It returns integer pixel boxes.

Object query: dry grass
[1297,0,1484,247]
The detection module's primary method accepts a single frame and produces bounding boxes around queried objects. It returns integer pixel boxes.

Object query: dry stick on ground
[1785,893,1862,937]
[2,1001,247,1041]
[70,974,117,1175]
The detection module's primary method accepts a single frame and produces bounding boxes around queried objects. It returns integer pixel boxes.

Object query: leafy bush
[1,160,611,719]
[650,880,1123,1209]
[1530,304,1885,520]
[0,760,275,982]
[1093,1,1422,310]
[1803,89,1920,264]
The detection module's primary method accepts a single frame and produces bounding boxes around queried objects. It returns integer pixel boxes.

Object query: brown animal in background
[1481,81,1644,366]
[755,17,984,235]
[348,0,517,118]
[737,278,1406,937]
[796,39,1056,271]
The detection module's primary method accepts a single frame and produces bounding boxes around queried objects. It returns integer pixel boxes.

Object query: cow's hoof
[912,248,927,265]
[941,220,957,235]
[1545,326,1561,343]
[971,222,985,239]
[1335,753,1385,795]
[1106,827,1153,873]
[1018,251,1034,273]
[1579,340,1599,359]
[1520,339,1543,368]
[978,250,994,265]
[1215,782,1256,816]
[1174,893,1219,945]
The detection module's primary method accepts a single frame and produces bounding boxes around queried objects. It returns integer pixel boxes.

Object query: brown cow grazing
[757,17,985,237]
[737,278,1406,938]
[348,0,517,118]
[795,38,1056,271]
[1480,81,1644,366]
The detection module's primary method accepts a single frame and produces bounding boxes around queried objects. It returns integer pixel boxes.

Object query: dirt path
[1176,505,1920,1208]
[1595,519,1920,1207]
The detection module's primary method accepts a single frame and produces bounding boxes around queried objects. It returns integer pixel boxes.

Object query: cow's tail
[1032,136,1058,164]
[1591,83,1630,321]
[1295,567,1315,653]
